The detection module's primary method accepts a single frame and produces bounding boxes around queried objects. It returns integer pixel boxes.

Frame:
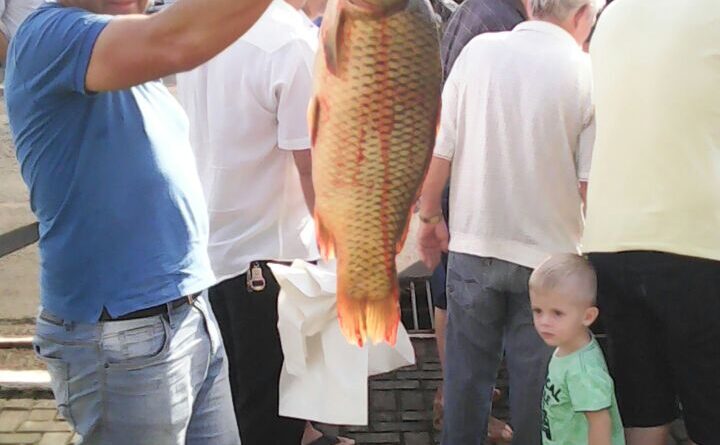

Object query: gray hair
[530,0,604,21]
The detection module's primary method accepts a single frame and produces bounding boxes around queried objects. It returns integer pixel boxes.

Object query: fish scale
[311,0,442,346]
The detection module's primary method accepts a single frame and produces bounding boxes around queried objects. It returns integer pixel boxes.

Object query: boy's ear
[582,306,599,327]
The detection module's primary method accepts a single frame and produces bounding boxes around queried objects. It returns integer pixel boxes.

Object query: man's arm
[417,156,451,270]
[585,409,612,445]
[0,33,8,62]
[85,0,272,92]
[293,149,314,213]
[579,180,588,215]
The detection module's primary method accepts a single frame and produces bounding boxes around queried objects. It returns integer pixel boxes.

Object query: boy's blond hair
[529,253,597,305]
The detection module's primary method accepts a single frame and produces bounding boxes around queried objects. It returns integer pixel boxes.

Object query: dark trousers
[209,263,305,445]
[590,251,720,445]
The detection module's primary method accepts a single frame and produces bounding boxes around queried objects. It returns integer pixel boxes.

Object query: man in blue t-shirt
[5,0,271,443]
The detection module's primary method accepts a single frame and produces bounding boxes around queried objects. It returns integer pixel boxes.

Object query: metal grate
[400,276,435,333]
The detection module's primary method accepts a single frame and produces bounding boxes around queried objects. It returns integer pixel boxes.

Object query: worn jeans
[33,294,240,445]
[442,253,552,445]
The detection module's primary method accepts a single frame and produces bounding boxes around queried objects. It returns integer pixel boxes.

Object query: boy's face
[530,289,597,348]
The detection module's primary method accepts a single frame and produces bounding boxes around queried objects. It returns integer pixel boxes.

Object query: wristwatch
[419,213,444,225]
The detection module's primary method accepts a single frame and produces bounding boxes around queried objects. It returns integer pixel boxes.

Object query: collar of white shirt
[514,20,579,48]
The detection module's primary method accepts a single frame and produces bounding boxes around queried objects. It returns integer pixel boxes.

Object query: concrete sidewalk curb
[0,371,51,391]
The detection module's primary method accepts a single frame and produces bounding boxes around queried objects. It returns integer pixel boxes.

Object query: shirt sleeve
[566,367,614,413]
[273,40,315,151]
[576,55,595,181]
[11,6,110,95]
[576,115,595,181]
[433,54,463,161]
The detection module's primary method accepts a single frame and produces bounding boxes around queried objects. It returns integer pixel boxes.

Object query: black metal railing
[0,223,38,260]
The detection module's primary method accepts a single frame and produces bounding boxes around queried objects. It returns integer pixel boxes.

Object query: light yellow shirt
[582,0,720,261]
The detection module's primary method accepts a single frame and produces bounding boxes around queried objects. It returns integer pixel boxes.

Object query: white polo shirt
[0,0,44,39]
[176,0,319,282]
[434,21,594,269]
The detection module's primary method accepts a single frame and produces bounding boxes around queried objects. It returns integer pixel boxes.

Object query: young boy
[529,254,625,445]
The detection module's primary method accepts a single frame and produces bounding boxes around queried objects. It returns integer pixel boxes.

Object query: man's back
[176,0,318,281]
[435,22,593,268]
[583,0,720,261]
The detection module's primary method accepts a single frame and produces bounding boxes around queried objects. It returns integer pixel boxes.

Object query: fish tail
[314,209,336,261]
[365,284,400,346]
[336,263,400,346]
[336,290,368,347]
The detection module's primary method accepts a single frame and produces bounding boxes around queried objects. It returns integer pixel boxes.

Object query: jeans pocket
[102,316,171,371]
[33,338,74,426]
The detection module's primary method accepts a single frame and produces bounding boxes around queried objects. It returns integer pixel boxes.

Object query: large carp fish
[310,0,442,346]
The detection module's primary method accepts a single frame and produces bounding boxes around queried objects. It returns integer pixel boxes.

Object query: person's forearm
[419,156,451,219]
[149,0,272,71]
[579,181,588,216]
[299,173,315,213]
[586,410,612,445]
[293,149,315,213]
[0,34,8,64]
[85,0,273,91]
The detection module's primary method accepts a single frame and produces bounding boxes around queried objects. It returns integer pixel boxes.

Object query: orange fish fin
[314,209,336,261]
[308,96,320,149]
[321,0,346,76]
[337,289,368,347]
[337,263,400,347]
[365,274,401,346]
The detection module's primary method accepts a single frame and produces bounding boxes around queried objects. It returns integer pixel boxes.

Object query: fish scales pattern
[312,0,442,345]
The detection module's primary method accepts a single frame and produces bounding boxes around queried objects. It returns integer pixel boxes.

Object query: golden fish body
[310,0,442,346]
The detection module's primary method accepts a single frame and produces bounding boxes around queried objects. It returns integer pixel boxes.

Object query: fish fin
[337,290,368,347]
[346,0,409,17]
[321,0,346,76]
[308,96,320,148]
[365,271,400,346]
[337,263,400,347]
[314,209,336,261]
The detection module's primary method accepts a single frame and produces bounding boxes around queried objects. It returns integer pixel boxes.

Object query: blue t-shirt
[5,3,215,322]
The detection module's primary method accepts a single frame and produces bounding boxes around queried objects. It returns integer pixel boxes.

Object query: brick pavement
[0,338,693,445]
[0,397,76,444]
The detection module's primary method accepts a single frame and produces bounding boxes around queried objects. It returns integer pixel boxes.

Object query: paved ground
[0,338,693,445]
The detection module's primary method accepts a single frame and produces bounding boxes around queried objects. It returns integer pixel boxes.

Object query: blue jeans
[33,295,240,445]
[442,253,552,445]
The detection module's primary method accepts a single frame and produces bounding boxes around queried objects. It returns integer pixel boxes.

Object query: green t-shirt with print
[541,337,625,445]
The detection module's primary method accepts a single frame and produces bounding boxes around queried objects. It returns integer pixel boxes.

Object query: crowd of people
[2,0,718,444]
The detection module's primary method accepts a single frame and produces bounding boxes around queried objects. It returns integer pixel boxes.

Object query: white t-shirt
[176,0,319,282]
[0,0,44,39]
[434,21,594,269]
